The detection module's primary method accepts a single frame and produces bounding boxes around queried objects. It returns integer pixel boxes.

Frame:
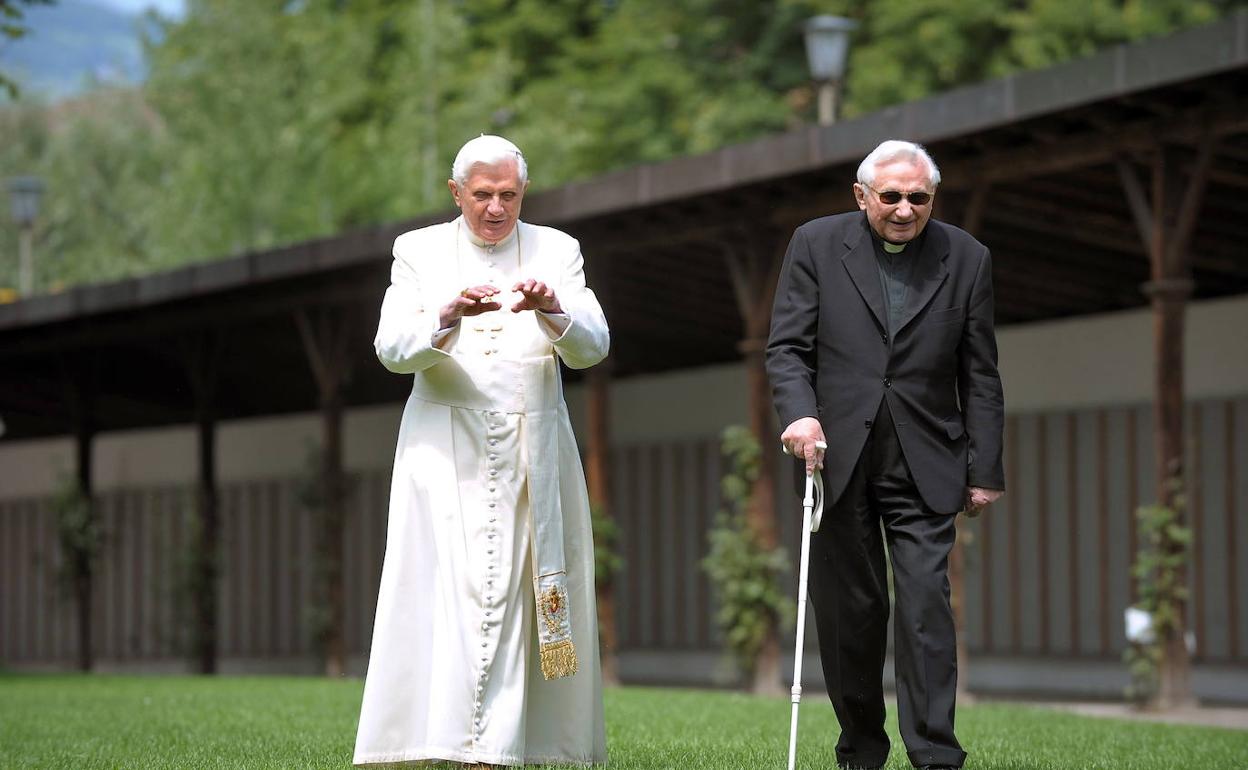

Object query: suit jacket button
[883,378,892,388]
[864,419,873,429]
[881,334,889,344]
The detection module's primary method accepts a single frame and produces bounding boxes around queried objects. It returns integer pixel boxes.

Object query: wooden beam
[1116,156,1155,251]
[962,186,987,236]
[1227,402,1241,660]
[723,224,790,696]
[1146,144,1195,709]
[951,183,986,699]
[59,355,98,673]
[294,307,357,679]
[0,278,383,359]
[585,364,619,686]
[986,208,1144,258]
[953,105,1247,188]
[723,241,755,328]
[1166,133,1217,269]
[185,331,224,676]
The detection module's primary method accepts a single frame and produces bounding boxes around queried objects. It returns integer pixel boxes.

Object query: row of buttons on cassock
[472,246,505,742]
[475,256,502,355]
[473,409,507,741]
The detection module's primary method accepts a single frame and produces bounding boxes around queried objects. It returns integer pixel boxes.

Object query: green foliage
[294,441,353,660]
[499,0,816,182]
[1123,479,1192,706]
[180,493,219,665]
[0,93,167,291]
[591,502,624,589]
[139,0,476,262]
[701,425,792,679]
[294,442,333,654]
[3,1,1245,291]
[49,473,99,596]
[840,0,1233,117]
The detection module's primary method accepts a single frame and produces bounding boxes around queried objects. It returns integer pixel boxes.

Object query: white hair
[856,140,941,188]
[451,135,528,185]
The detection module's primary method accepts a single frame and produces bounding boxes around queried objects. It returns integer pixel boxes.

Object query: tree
[0,91,165,291]
[841,0,1232,116]
[139,0,484,265]
[10,0,1243,289]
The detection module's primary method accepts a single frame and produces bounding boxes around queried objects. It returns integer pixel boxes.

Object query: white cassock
[354,217,609,767]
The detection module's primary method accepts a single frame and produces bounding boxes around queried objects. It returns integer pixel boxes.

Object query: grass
[0,674,1245,769]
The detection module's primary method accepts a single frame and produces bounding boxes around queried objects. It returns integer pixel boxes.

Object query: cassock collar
[867,220,927,256]
[462,217,520,250]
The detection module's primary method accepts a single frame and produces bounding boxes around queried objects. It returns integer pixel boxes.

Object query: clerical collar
[867,220,924,255]
[463,219,519,250]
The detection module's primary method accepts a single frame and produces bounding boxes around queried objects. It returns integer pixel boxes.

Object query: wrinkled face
[853,158,935,244]
[448,160,528,243]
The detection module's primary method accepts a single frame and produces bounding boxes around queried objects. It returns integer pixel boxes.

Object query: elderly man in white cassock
[353,135,609,769]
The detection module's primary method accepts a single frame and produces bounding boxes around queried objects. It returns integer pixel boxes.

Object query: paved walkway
[1019,700,1248,730]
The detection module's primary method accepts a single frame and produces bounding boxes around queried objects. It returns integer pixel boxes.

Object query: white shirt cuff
[537,310,571,338]
[432,320,459,348]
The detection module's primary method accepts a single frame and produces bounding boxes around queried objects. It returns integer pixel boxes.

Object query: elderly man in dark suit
[766,140,1005,770]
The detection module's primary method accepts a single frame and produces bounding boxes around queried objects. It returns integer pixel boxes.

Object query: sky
[87,0,186,18]
[2,0,188,98]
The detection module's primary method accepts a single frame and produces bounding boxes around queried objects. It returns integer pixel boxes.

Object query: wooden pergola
[2,11,1246,698]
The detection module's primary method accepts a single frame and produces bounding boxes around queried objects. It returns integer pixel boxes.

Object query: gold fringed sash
[525,403,578,680]
[410,353,578,681]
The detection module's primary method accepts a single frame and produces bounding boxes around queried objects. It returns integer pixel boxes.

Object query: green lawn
[0,674,1244,769]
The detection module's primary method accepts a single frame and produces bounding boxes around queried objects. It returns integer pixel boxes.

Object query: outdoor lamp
[803,15,858,126]
[8,176,44,227]
[7,175,44,296]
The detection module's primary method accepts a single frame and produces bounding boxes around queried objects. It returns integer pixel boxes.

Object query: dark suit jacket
[766,212,1005,514]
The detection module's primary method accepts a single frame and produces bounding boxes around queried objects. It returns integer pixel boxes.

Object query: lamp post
[803,15,857,126]
[8,175,45,296]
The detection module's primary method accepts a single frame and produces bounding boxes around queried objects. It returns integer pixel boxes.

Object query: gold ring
[460,289,472,298]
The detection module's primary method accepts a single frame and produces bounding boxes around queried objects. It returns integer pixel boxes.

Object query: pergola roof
[2,11,1246,441]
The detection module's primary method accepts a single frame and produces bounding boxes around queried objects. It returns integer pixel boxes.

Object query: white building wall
[2,293,1246,499]
[999,293,1248,412]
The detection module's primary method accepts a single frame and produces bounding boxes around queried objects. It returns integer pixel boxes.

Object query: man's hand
[511,279,562,314]
[964,487,1003,517]
[439,285,502,329]
[781,417,826,475]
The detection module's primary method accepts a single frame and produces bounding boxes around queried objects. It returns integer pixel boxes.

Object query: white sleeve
[374,236,455,374]
[545,240,609,370]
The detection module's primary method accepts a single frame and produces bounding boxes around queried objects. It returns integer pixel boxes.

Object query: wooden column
[186,332,224,674]
[62,360,97,672]
[585,364,619,685]
[950,186,987,702]
[724,227,787,695]
[1117,138,1214,709]
[296,307,357,678]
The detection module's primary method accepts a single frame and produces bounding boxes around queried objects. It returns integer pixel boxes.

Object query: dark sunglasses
[864,184,932,206]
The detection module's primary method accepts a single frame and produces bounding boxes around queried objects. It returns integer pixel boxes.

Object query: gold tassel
[539,639,578,680]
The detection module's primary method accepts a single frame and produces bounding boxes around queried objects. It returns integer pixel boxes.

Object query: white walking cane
[784,440,825,770]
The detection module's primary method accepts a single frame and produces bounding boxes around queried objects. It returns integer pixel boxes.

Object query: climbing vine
[702,426,792,679]
[591,503,624,590]
[1124,479,1191,706]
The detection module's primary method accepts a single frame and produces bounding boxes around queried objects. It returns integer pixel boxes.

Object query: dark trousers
[808,402,966,770]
